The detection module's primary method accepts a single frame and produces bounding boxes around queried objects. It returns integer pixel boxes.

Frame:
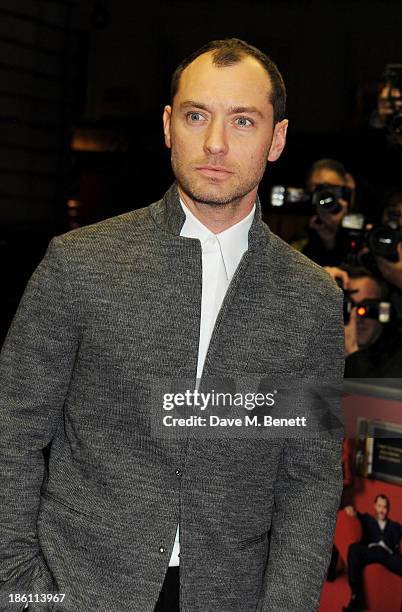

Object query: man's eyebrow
[179,101,210,111]
[179,101,264,118]
[229,106,264,118]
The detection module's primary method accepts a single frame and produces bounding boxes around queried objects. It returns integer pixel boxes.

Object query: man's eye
[187,112,205,122]
[235,117,253,127]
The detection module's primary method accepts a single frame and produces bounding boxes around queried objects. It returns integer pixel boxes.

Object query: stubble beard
[171,152,267,209]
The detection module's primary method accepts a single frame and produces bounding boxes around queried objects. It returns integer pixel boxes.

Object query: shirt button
[159,546,166,554]
[175,468,182,477]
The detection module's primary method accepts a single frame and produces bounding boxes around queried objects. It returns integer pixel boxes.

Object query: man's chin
[179,181,249,208]
[192,194,237,207]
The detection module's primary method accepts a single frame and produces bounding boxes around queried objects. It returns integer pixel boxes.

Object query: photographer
[302,158,355,266]
[373,191,402,290]
[356,191,402,325]
[325,265,402,377]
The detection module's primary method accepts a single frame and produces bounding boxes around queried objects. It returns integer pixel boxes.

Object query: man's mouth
[196,165,233,180]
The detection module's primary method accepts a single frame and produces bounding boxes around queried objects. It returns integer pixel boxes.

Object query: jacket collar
[149,182,267,250]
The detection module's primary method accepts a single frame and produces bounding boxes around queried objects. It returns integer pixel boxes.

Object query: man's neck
[178,185,256,234]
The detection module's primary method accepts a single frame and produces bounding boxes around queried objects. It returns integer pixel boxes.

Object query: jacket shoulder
[46,203,159,264]
[56,205,153,246]
[263,225,342,303]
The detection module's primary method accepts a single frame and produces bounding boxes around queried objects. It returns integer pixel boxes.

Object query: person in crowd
[373,191,402,291]
[382,191,402,228]
[343,494,402,611]
[301,158,355,266]
[325,264,402,377]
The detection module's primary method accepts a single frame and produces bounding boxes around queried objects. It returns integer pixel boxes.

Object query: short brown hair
[375,494,390,511]
[170,38,286,124]
[340,264,390,301]
[306,158,349,185]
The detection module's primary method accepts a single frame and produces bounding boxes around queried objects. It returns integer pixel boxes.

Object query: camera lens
[311,184,342,213]
[367,225,399,260]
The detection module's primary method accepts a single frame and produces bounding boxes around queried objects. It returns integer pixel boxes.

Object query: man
[325,265,402,376]
[0,38,344,612]
[373,192,402,291]
[299,159,380,267]
[301,158,355,266]
[343,495,402,611]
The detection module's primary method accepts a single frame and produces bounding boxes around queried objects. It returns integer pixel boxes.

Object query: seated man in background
[343,494,402,612]
[302,158,355,266]
[325,265,402,377]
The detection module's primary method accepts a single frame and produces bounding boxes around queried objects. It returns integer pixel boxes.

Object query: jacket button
[159,546,166,554]
[175,468,182,477]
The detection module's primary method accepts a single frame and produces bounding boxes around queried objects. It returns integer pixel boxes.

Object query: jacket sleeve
[258,285,345,612]
[0,236,80,610]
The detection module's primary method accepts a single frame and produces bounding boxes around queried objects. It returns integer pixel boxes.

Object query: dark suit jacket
[0,183,345,611]
[357,512,402,554]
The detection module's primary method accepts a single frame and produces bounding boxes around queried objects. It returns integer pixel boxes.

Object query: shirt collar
[148,182,267,252]
[179,197,255,281]
[179,198,213,243]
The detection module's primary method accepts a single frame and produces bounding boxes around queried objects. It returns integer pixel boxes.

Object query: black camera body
[339,215,402,265]
[311,184,352,214]
[365,223,402,262]
[270,183,352,214]
[343,294,392,325]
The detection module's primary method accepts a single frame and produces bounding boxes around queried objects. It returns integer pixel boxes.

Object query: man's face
[374,497,389,521]
[163,52,288,208]
[348,276,383,349]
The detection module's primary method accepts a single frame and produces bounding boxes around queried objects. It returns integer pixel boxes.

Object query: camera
[270,183,352,213]
[338,214,402,265]
[311,184,352,214]
[343,294,392,325]
[365,223,402,262]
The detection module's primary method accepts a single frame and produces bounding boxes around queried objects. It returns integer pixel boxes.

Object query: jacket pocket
[39,491,116,530]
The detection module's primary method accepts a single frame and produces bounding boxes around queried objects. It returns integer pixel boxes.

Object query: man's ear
[267,119,288,162]
[163,105,172,149]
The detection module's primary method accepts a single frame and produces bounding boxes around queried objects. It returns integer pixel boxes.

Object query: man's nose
[203,119,228,157]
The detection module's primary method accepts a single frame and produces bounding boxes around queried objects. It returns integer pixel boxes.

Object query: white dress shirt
[367,518,392,554]
[168,197,256,567]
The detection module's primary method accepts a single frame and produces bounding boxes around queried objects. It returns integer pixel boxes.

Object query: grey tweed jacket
[0,183,345,612]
